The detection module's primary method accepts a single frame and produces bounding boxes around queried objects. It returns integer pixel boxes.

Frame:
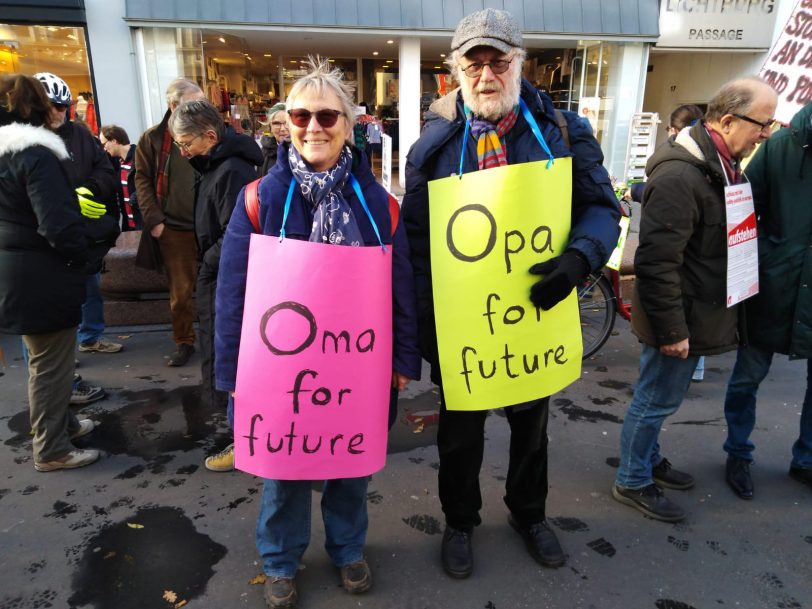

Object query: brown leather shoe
[263,576,297,609]
[340,559,372,594]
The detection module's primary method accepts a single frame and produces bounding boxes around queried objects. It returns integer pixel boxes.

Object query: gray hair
[165,78,203,108]
[286,56,355,143]
[706,76,773,123]
[445,46,527,80]
[168,99,224,140]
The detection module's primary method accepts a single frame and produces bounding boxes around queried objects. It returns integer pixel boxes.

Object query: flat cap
[451,8,523,56]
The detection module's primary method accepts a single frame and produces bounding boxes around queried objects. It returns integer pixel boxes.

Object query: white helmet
[34,72,72,106]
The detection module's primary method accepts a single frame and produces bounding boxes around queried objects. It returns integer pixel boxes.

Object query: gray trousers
[23,327,81,462]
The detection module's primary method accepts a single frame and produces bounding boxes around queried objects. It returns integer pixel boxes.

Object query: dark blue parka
[401,80,620,383]
[214,142,422,393]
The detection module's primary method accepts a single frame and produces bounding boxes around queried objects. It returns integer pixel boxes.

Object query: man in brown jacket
[134,78,204,366]
[612,77,777,522]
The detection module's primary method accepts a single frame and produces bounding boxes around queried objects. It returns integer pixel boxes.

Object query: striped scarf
[469,106,519,170]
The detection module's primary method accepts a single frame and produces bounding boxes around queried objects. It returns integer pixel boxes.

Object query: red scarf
[156,128,173,206]
[706,125,741,184]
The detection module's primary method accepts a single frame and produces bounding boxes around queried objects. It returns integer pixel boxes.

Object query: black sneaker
[441,526,473,579]
[339,558,372,594]
[652,458,695,490]
[263,576,297,609]
[167,343,194,367]
[612,483,685,522]
[789,466,812,489]
[508,514,565,568]
[70,381,106,405]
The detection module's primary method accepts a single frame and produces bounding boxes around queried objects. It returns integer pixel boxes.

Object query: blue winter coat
[401,80,620,383]
[214,143,422,392]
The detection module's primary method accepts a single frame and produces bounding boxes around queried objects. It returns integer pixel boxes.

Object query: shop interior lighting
[440,53,446,58]
[219,37,226,43]
[373,51,379,55]
[264,53,272,57]
[387,40,394,44]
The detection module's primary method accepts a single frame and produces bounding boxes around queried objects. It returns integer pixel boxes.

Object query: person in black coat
[36,72,121,357]
[167,99,262,442]
[0,74,99,471]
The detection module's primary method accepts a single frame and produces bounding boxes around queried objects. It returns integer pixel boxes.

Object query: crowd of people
[0,7,810,609]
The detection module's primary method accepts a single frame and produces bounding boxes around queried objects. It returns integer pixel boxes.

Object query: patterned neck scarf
[706,125,742,184]
[468,106,519,170]
[288,144,364,246]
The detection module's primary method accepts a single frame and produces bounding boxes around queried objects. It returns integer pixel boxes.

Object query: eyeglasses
[271,121,287,128]
[173,133,203,151]
[460,58,513,78]
[288,109,344,129]
[51,103,70,112]
[732,113,775,131]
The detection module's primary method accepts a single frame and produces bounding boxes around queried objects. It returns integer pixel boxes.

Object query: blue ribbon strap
[349,174,387,251]
[278,179,296,241]
[518,97,555,168]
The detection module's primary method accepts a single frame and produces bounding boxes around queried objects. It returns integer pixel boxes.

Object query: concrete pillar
[398,36,421,190]
[84,0,144,136]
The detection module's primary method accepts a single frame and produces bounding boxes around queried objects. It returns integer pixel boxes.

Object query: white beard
[460,66,522,121]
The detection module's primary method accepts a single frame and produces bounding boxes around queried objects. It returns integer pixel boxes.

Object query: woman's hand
[392,371,411,391]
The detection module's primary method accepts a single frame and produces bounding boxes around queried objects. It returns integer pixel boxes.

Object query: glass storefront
[0,23,97,131]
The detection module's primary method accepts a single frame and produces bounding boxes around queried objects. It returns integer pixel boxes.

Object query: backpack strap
[244,178,262,233]
[553,109,570,149]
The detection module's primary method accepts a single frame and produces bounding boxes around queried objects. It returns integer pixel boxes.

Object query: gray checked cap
[451,8,523,57]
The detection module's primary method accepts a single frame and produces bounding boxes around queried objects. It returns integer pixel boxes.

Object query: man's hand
[660,338,689,359]
[392,372,411,391]
[75,187,106,219]
[150,222,165,239]
[529,250,589,310]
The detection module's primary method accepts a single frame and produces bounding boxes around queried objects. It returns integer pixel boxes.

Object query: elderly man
[402,9,619,576]
[613,77,778,522]
[721,100,812,499]
[134,78,205,367]
[167,99,261,471]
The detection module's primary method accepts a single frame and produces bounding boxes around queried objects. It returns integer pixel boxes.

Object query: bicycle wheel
[578,272,617,359]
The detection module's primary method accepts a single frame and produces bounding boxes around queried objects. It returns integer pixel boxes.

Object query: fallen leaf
[248,574,267,585]
[103,551,116,560]
[162,590,177,603]
[174,601,187,608]
[117,335,133,340]
[127,522,144,529]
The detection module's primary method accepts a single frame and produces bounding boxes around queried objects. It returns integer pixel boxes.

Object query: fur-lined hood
[0,122,69,160]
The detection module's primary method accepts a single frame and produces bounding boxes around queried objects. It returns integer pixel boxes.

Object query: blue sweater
[214,144,422,392]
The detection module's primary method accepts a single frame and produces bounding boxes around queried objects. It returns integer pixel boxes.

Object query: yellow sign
[429,159,582,411]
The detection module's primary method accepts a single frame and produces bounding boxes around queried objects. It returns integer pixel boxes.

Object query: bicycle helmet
[34,72,72,106]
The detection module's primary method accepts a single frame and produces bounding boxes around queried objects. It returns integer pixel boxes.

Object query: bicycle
[578,192,634,359]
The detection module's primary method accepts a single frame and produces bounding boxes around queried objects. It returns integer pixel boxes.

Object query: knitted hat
[451,9,522,57]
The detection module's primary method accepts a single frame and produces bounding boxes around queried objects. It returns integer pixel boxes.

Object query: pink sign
[233,235,392,480]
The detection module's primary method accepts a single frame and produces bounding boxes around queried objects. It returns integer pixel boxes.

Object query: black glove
[529,250,590,310]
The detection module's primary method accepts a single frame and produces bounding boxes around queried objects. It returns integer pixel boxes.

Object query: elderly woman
[215,58,421,608]
[167,99,262,465]
[259,102,289,176]
[0,74,98,471]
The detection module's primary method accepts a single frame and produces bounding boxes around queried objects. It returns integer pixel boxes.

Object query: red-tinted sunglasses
[288,108,344,128]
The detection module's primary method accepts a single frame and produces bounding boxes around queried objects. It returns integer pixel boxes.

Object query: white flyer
[725,182,759,307]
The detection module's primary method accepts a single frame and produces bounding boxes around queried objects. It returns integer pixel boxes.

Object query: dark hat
[451,9,523,57]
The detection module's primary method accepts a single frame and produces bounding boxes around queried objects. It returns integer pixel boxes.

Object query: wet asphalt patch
[67,506,226,609]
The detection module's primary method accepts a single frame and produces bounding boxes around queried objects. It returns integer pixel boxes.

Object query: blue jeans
[616,344,699,489]
[77,273,104,345]
[256,476,369,577]
[724,345,812,468]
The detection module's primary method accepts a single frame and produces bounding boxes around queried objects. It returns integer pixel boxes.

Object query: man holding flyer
[402,9,619,576]
[613,77,777,523]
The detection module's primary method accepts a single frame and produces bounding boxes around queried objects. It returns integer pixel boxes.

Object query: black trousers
[196,262,227,408]
[438,394,550,531]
